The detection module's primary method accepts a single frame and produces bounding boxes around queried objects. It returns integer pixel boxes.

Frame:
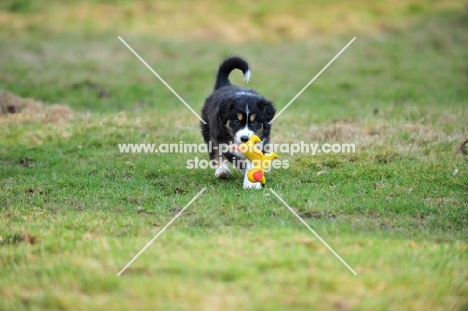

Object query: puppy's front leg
[215,155,230,179]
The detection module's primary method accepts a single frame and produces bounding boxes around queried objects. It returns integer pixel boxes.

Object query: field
[1,1,467,310]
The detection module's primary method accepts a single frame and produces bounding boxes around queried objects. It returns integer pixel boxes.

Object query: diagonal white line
[269,37,356,124]
[117,188,206,276]
[269,188,357,275]
[118,36,207,124]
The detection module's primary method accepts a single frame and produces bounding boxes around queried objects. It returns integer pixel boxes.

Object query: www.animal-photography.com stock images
[1,1,467,310]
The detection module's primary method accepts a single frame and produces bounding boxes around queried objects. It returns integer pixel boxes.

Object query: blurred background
[0,0,465,41]
[0,0,467,119]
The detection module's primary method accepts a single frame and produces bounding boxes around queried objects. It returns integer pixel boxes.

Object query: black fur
[200,56,276,173]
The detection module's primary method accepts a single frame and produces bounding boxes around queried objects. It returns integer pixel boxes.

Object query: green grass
[1,1,468,310]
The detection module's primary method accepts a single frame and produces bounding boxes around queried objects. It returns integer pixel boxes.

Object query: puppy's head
[219,92,275,144]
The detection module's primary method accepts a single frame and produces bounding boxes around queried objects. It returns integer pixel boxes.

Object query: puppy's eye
[234,119,240,125]
[251,120,257,125]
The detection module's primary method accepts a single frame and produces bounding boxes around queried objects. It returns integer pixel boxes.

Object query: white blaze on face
[235,125,254,143]
[235,104,253,143]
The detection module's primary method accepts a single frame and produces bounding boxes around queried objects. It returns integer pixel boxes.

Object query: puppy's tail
[214,56,251,91]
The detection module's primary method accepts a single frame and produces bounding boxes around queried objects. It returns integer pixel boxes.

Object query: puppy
[200,56,276,189]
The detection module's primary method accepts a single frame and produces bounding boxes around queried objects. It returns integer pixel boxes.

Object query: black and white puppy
[200,56,276,189]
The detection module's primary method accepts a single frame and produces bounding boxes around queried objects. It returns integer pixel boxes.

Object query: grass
[1,1,468,310]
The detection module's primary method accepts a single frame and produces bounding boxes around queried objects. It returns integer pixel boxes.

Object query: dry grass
[276,118,465,147]
[0,89,74,123]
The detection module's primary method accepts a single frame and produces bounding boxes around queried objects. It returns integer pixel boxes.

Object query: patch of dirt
[299,211,337,221]
[0,232,39,245]
[169,206,193,216]
[457,139,468,154]
[0,89,73,123]
[19,157,35,168]
[136,206,154,215]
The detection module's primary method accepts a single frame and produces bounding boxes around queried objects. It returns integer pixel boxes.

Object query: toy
[230,135,279,185]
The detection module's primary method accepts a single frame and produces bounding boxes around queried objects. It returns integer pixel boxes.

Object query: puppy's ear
[258,99,276,128]
[218,98,235,125]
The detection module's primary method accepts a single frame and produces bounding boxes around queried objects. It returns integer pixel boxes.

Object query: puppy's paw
[243,180,262,190]
[215,165,231,179]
